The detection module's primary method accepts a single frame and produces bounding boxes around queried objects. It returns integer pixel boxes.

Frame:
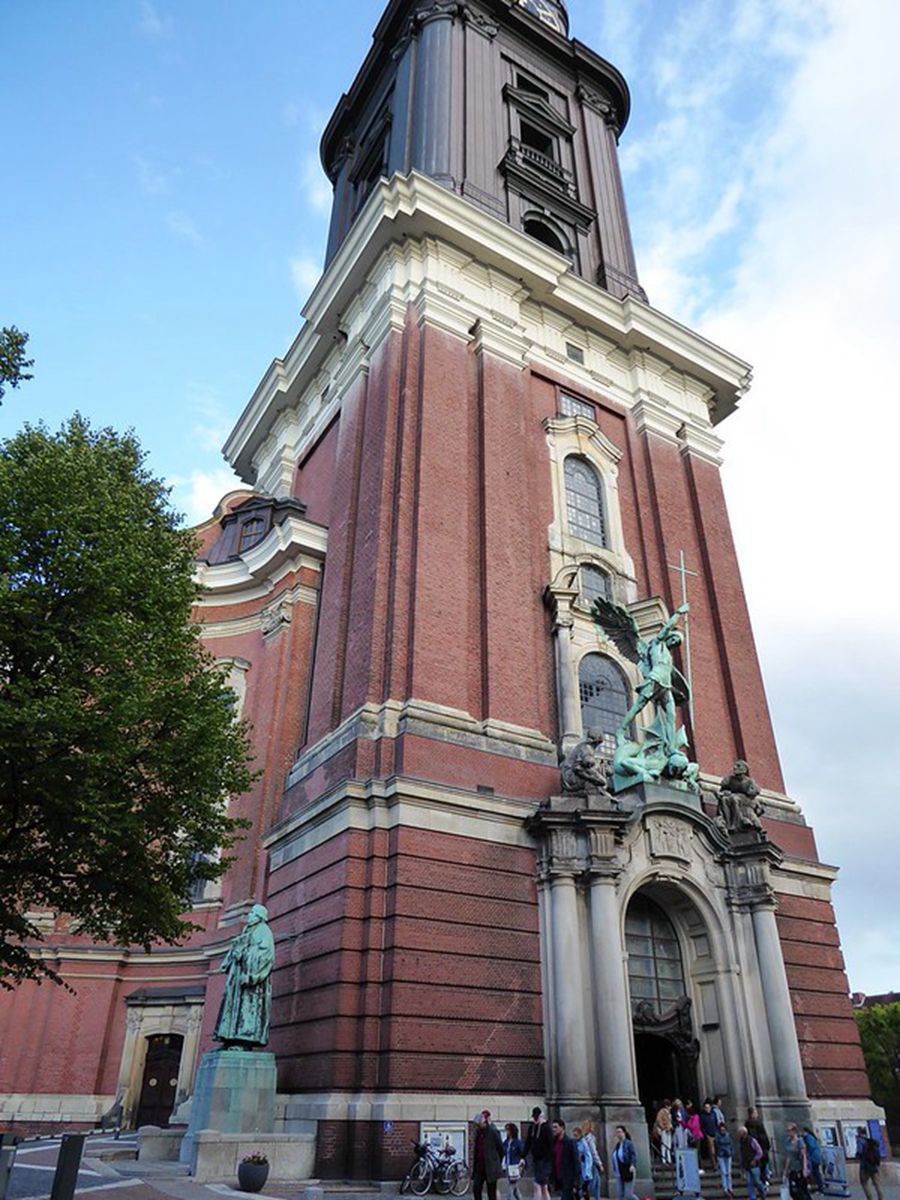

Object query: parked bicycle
[400,1140,470,1196]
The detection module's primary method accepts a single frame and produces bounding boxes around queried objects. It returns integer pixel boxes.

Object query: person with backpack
[746,1108,772,1187]
[524,1107,553,1200]
[738,1125,765,1200]
[802,1128,823,1194]
[611,1126,637,1200]
[858,1130,883,1200]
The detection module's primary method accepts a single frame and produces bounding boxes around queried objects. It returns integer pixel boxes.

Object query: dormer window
[238,517,265,554]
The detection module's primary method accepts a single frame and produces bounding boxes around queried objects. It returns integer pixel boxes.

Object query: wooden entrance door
[135,1033,183,1128]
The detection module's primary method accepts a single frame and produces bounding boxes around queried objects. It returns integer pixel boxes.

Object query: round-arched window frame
[625,894,686,1011]
[564,456,608,548]
[578,653,630,754]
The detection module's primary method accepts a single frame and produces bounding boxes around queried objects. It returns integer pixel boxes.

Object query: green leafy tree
[855,1003,900,1141]
[0,327,34,403]
[0,416,253,988]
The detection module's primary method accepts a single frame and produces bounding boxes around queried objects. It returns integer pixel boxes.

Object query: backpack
[863,1139,881,1170]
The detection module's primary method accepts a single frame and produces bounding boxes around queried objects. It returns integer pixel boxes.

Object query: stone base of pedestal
[179,1049,276,1167]
[190,1130,317,1182]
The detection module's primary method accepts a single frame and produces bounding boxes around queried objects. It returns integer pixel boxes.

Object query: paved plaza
[6,1135,898,1200]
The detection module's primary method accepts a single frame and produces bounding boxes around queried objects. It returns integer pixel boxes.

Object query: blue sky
[3,0,899,994]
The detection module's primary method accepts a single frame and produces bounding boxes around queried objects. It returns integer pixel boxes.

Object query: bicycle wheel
[448,1163,470,1196]
[410,1160,432,1196]
[433,1164,451,1195]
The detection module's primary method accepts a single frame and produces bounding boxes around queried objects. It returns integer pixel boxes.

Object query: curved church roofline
[319,0,632,182]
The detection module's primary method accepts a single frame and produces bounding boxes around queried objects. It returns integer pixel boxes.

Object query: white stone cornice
[224,172,753,485]
[194,515,326,600]
[678,421,725,466]
[631,394,684,444]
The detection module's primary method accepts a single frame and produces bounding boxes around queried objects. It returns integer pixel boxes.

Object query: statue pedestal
[619,779,702,813]
[180,1049,276,1167]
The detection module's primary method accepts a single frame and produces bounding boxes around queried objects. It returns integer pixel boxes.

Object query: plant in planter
[238,1153,270,1193]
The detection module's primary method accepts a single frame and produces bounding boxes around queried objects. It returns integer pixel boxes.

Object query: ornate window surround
[543,410,636,595]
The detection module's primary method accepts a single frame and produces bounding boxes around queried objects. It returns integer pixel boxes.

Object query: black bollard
[0,1135,19,1200]
[49,1134,85,1200]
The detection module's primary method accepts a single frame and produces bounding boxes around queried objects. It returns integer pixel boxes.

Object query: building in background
[0,0,883,1181]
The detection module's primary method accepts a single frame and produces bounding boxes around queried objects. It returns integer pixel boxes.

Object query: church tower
[0,0,882,1181]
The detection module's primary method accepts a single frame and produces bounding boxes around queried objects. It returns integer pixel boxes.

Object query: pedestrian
[503,1122,525,1200]
[783,1124,810,1200]
[550,1119,579,1200]
[857,1129,883,1200]
[716,1121,734,1197]
[472,1110,505,1200]
[672,1099,689,1151]
[686,1102,702,1153]
[611,1125,637,1200]
[712,1097,726,1128]
[747,1107,772,1187]
[738,1126,765,1200]
[700,1100,719,1167]
[524,1106,553,1200]
[801,1128,823,1194]
[574,1128,594,1200]
[654,1101,674,1166]
[581,1119,604,1199]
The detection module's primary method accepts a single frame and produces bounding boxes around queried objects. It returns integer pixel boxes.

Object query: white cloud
[138,0,173,40]
[166,211,203,246]
[133,153,170,196]
[602,0,900,991]
[171,467,244,527]
[290,254,322,302]
[187,385,232,453]
[301,151,332,215]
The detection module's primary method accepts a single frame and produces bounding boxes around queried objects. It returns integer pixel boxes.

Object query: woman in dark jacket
[611,1126,637,1200]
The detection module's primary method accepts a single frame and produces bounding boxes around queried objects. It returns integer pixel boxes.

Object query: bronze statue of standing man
[214,903,275,1049]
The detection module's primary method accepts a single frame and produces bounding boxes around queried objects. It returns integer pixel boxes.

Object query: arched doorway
[626,893,700,1120]
[135,1033,184,1128]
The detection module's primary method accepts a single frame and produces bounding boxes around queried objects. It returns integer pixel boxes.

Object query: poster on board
[420,1122,468,1164]
[820,1147,850,1197]
[676,1148,701,1196]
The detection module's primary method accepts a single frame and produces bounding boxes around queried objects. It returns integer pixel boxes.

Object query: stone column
[545,583,581,753]
[548,868,592,1104]
[588,875,638,1104]
[732,904,780,1101]
[751,901,809,1102]
[411,4,457,186]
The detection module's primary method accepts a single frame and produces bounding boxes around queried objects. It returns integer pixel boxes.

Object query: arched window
[524,218,565,254]
[238,517,265,554]
[580,564,611,608]
[578,653,630,753]
[625,894,686,1009]
[564,456,607,547]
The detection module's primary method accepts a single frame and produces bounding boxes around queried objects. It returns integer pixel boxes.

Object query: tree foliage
[855,1004,900,1137]
[0,327,34,403]
[0,416,253,988]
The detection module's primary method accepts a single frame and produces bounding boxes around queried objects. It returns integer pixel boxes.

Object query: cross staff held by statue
[668,550,698,728]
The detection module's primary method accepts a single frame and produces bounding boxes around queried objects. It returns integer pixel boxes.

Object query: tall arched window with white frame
[578,652,630,754]
[564,456,607,548]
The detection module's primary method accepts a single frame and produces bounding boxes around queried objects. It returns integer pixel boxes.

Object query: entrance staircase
[651,1160,758,1200]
